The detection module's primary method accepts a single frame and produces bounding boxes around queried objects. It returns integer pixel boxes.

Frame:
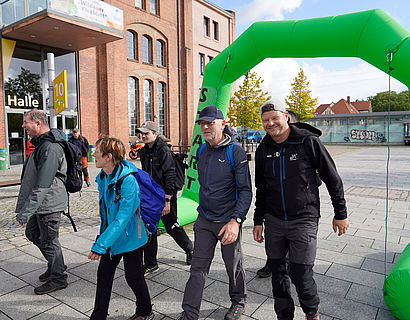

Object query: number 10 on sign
[53,70,68,115]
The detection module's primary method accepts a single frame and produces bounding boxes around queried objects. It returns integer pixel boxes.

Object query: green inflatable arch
[177,8,410,224]
[172,9,410,318]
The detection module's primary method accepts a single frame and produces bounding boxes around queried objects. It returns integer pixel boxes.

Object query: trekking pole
[63,193,78,232]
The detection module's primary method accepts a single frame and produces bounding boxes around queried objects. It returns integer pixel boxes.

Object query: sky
[210,0,410,105]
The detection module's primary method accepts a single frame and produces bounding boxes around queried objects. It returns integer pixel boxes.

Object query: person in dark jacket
[16,109,68,295]
[88,137,153,320]
[137,121,193,274]
[178,106,252,320]
[69,128,90,186]
[256,108,299,278]
[253,100,350,320]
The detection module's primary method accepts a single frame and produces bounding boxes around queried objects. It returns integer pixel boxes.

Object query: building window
[126,30,137,60]
[203,16,210,37]
[143,79,153,121]
[208,56,213,63]
[212,21,219,40]
[156,40,165,66]
[158,82,166,136]
[142,35,152,64]
[128,77,139,136]
[199,53,205,75]
[135,0,145,9]
[150,0,158,15]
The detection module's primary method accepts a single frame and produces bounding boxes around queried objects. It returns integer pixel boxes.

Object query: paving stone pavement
[1,145,409,320]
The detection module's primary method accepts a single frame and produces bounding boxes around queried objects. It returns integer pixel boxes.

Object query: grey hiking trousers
[25,212,68,284]
[182,215,246,320]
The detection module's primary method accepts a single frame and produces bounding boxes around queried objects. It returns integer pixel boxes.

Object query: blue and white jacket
[91,160,148,256]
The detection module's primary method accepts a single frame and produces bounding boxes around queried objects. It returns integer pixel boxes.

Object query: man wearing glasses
[178,106,252,320]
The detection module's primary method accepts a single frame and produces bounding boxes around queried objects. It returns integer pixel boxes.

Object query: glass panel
[142,35,152,64]
[135,0,144,9]
[65,115,78,132]
[7,113,24,165]
[199,53,204,75]
[213,21,219,40]
[43,52,78,112]
[150,0,157,14]
[143,80,152,121]
[158,82,166,136]
[4,43,42,110]
[1,0,25,26]
[128,77,139,136]
[156,40,164,66]
[126,30,136,59]
[203,17,209,36]
[29,0,47,15]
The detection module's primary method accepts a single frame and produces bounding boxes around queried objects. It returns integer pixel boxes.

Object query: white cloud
[249,58,407,106]
[237,0,303,27]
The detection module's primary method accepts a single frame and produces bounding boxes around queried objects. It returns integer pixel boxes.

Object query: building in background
[0,0,235,166]
[316,96,372,115]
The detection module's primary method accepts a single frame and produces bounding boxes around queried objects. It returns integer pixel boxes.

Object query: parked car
[246,131,262,143]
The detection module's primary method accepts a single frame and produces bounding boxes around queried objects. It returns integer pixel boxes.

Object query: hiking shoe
[224,304,245,320]
[86,181,91,187]
[305,313,320,320]
[34,280,68,295]
[39,265,67,282]
[177,312,188,320]
[256,265,271,278]
[186,250,193,265]
[38,271,50,282]
[144,265,159,275]
[128,311,155,320]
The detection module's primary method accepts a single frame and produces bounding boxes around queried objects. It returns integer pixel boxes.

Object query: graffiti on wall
[347,129,386,142]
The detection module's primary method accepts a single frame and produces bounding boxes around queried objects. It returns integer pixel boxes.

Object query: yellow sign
[53,70,68,115]
[2,39,16,78]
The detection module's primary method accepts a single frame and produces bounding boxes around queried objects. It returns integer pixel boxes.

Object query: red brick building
[0,0,235,166]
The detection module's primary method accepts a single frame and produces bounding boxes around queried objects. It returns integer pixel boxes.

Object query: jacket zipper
[279,145,287,220]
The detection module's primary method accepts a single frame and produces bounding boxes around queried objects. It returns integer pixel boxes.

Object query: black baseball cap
[195,106,224,123]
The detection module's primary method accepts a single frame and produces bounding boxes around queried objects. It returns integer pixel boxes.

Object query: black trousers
[265,215,320,319]
[90,248,152,320]
[143,194,193,267]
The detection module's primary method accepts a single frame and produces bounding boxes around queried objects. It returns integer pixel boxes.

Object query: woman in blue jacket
[88,137,153,320]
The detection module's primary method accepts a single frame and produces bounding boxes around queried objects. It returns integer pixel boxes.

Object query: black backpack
[58,140,83,193]
[171,151,188,191]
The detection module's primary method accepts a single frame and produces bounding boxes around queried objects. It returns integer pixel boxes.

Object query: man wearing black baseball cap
[179,106,252,320]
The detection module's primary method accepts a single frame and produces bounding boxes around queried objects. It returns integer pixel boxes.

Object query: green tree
[368,90,410,112]
[285,68,318,121]
[228,71,270,139]
[4,67,43,103]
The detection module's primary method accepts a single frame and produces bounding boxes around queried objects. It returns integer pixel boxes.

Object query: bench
[0,179,21,188]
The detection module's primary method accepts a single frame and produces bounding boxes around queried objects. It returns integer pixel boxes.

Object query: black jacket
[69,135,89,157]
[139,137,176,195]
[254,123,347,225]
[196,127,252,223]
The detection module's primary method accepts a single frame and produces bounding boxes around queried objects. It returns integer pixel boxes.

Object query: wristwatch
[165,198,171,202]
[232,217,242,224]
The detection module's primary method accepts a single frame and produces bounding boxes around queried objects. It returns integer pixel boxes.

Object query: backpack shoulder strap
[114,172,133,203]
[197,143,206,164]
[226,143,235,171]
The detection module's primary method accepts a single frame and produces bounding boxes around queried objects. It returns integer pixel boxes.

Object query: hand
[253,225,264,243]
[88,252,102,260]
[333,218,349,236]
[162,202,171,216]
[218,219,240,245]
